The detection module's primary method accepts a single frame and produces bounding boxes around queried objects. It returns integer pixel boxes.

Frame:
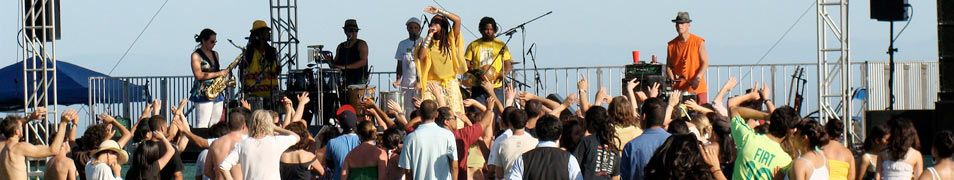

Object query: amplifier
[622,64,668,94]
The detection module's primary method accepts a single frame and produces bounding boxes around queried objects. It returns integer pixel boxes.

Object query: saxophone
[203,39,246,100]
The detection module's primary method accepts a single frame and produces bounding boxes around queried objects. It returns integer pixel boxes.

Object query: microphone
[526,43,536,55]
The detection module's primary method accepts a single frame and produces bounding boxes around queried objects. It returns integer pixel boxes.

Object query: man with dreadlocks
[415,5,468,125]
[240,20,280,110]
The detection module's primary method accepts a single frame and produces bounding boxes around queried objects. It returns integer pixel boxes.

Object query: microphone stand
[495,11,552,93]
[527,44,543,93]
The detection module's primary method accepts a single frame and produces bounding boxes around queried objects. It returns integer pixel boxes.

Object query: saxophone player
[189,28,229,128]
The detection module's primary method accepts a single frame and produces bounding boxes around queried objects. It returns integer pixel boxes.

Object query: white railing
[88,61,938,136]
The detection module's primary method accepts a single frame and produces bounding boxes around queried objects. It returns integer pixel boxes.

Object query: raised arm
[711,77,737,116]
[18,109,73,158]
[625,78,640,117]
[100,114,133,148]
[386,100,409,128]
[425,6,460,35]
[550,94,579,118]
[727,90,762,118]
[172,112,209,149]
[664,90,682,126]
[577,74,591,112]
[685,99,714,115]
[294,93,311,124]
[759,83,776,113]
[427,83,447,107]
[154,131,176,168]
[592,88,611,107]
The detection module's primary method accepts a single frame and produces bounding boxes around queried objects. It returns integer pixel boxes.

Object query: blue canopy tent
[0,58,152,111]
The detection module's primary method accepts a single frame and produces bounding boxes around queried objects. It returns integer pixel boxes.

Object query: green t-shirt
[730,116,792,180]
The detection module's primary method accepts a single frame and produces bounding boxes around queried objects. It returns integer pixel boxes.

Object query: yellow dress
[415,29,468,127]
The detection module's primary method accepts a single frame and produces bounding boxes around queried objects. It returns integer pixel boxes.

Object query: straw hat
[251,20,270,32]
[92,140,129,164]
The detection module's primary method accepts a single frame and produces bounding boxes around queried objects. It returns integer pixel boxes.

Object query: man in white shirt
[399,100,459,180]
[393,17,422,118]
[491,109,538,180]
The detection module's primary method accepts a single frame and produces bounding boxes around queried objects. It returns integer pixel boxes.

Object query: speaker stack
[939,0,954,100]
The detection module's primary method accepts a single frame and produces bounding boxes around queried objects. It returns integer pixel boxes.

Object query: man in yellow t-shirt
[729,91,798,180]
[464,17,513,104]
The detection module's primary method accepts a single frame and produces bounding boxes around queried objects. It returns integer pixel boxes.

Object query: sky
[0,0,942,133]
[1,0,940,77]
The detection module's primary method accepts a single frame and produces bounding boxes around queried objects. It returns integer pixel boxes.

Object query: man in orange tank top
[666,11,710,104]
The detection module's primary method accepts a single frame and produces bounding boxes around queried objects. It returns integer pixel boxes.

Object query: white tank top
[785,151,829,180]
[881,150,915,180]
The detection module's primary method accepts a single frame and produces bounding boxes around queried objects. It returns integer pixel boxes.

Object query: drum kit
[280,45,404,124]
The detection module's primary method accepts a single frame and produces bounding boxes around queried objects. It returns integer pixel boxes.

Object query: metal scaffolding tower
[270,0,300,71]
[816,0,852,143]
[20,0,60,178]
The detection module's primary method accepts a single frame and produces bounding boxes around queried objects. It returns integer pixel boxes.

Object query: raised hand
[297,92,311,106]
[387,100,404,115]
[577,74,588,90]
[61,109,78,124]
[668,90,683,107]
[29,107,47,121]
[724,77,738,90]
[648,83,661,98]
[152,99,162,115]
[241,99,252,110]
[424,6,439,14]
[564,93,579,107]
[100,113,116,124]
[427,83,442,97]
[481,79,494,92]
[462,99,479,107]
[759,83,771,100]
[700,144,721,170]
[596,88,611,102]
[626,78,639,92]
[518,91,535,102]
[412,97,423,109]
[504,85,517,101]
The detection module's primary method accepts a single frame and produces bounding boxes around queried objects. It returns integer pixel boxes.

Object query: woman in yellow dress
[415,6,468,121]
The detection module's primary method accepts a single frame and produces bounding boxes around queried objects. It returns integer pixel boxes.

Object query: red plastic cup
[631,51,640,64]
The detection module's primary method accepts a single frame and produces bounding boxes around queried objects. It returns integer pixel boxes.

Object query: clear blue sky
[2,0,940,77]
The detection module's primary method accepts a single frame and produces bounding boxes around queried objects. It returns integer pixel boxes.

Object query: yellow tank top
[828,159,850,180]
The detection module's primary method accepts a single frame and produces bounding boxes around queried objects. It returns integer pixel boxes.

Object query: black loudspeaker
[940,0,954,98]
[865,110,946,154]
[23,0,61,41]
[870,0,909,21]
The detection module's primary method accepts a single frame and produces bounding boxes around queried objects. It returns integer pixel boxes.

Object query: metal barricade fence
[88,61,938,135]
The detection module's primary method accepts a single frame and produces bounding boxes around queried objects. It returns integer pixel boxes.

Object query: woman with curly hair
[573,106,622,180]
[878,117,924,180]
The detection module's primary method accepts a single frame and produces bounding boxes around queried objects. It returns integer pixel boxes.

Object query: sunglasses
[345,29,358,33]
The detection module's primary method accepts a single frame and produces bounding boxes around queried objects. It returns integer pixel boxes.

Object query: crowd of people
[3,5,954,180]
[2,73,954,180]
